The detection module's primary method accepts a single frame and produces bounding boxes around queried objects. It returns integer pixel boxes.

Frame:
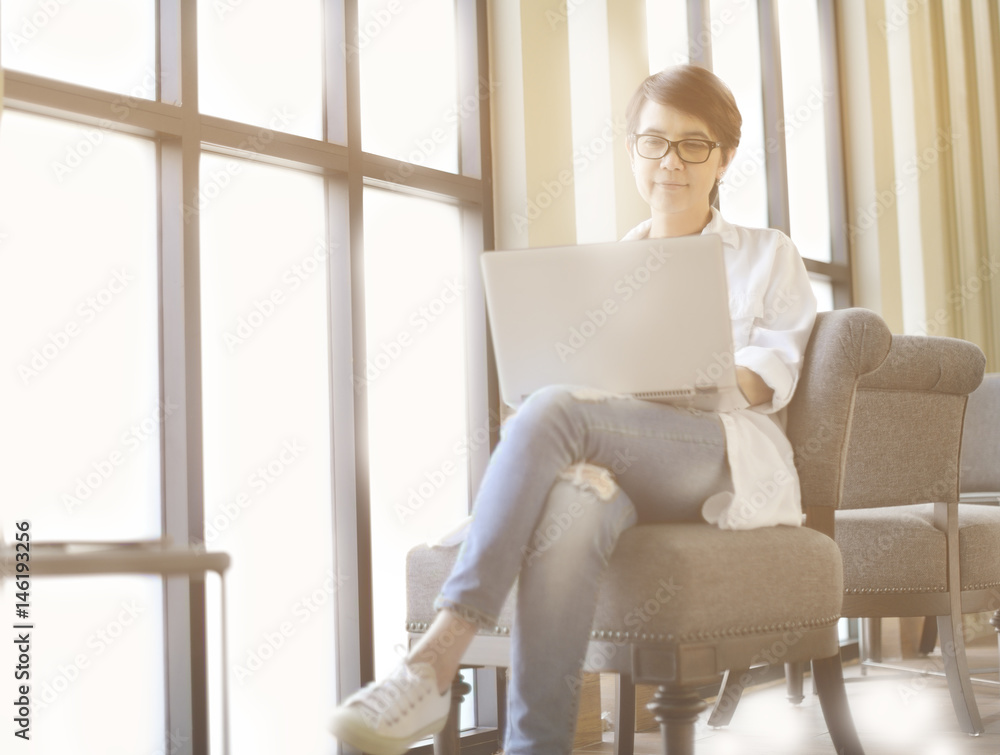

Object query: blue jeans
[434,385,732,754]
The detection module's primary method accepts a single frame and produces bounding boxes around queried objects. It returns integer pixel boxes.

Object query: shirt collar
[700,206,741,248]
[621,207,740,248]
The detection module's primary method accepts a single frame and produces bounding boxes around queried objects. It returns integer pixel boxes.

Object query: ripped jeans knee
[521,463,637,568]
[557,462,618,501]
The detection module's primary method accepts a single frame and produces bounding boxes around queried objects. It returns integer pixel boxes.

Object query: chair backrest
[787,308,985,513]
[960,372,1000,493]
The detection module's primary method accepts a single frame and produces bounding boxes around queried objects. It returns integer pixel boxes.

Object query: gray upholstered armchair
[804,369,1000,735]
[777,334,995,736]
[405,307,985,755]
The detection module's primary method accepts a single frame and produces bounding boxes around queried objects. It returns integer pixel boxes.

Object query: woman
[328,64,817,755]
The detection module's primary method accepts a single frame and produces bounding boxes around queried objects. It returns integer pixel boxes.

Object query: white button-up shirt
[622,208,818,529]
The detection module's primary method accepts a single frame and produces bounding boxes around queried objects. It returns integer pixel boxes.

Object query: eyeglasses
[630,134,722,164]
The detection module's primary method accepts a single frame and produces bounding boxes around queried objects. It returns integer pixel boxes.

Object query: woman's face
[629,99,730,221]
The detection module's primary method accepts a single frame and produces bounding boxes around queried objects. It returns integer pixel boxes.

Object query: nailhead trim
[407,616,839,642]
[406,620,510,635]
[586,615,839,643]
[845,586,946,594]
[963,581,1000,591]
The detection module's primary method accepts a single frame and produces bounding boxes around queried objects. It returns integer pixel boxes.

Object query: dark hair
[626,65,742,206]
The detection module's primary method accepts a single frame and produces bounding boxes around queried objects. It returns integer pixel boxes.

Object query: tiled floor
[576,634,1000,754]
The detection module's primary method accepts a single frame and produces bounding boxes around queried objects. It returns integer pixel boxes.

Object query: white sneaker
[328,660,451,755]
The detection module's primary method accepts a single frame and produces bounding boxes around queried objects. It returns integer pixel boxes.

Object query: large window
[643,0,850,311]
[711,0,769,230]
[363,187,470,678]
[199,154,335,753]
[0,1,493,752]
[1,0,156,95]
[197,0,324,138]
[359,0,459,172]
[0,109,164,755]
[707,0,848,309]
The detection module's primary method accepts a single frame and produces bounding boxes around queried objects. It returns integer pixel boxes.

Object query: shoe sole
[329,711,449,755]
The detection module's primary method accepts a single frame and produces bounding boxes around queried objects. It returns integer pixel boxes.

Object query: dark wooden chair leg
[648,685,706,755]
[614,673,635,755]
[433,671,472,755]
[861,618,881,662]
[785,661,806,704]
[496,667,507,751]
[918,616,938,655]
[812,655,865,755]
[991,609,1000,636]
[707,668,747,727]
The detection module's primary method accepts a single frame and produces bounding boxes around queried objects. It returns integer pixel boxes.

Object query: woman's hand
[736,366,773,407]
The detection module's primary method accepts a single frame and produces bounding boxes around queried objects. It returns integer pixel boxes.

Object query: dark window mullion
[688,0,712,68]
[456,0,481,178]
[817,0,853,308]
[159,0,210,752]
[341,0,376,695]
[757,0,791,236]
[323,0,368,728]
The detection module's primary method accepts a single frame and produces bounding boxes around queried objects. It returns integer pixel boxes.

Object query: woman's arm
[732,234,818,413]
[736,366,774,407]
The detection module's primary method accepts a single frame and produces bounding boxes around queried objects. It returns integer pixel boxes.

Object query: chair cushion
[836,503,1000,593]
[407,522,843,644]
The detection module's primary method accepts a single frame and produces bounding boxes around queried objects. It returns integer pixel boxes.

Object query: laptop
[480,233,748,411]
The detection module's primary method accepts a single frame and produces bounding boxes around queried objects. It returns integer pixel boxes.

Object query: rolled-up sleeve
[734,235,817,414]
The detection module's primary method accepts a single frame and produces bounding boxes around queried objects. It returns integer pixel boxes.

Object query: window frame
[0,0,495,750]
[690,0,852,307]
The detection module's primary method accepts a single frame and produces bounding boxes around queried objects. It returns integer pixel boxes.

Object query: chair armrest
[857,334,985,395]
[787,309,892,507]
[789,308,892,423]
